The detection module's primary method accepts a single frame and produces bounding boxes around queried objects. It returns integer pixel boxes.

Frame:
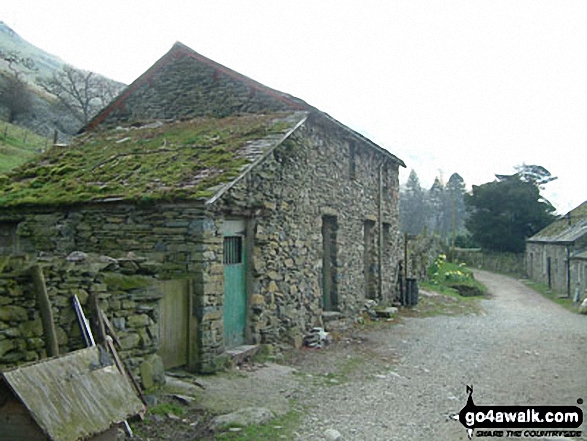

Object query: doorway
[222,220,247,348]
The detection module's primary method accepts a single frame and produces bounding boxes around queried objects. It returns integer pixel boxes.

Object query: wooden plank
[89,293,107,345]
[158,280,189,368]
[105,337,147,410]
[99,309,121,348]
[29,264,59,357]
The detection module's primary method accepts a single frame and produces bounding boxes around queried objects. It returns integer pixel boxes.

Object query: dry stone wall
[0,253,165,388]
[1,203,225,373]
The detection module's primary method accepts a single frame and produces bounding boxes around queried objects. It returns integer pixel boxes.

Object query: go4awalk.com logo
[450,386,583,439]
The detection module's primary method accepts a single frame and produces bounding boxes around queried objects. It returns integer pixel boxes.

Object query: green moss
[0,113,300,206]
[535,201,587,237]
[147,402,186,417]
[215,409,303,441]
[102,273,152,291]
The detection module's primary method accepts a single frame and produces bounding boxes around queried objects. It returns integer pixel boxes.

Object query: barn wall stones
[215,114,402,348]
[0,254,166,389]
[0,115,402,372]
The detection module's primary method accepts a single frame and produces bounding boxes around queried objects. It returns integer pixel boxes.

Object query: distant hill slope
[0,121,47,174]
[0,21,66,79]
[0,21,125,147]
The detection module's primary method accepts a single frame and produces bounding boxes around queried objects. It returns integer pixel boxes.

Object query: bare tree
[39,65,122,124]
[0,50,35,122]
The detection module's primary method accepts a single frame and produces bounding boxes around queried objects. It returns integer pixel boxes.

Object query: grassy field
[0,122,47,174]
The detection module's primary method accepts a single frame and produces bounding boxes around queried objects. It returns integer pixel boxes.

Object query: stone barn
[0,42,405,373]
[526,200,587,300]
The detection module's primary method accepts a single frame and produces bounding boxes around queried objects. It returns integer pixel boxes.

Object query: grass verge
[215,409,303,441]
[521,279,580,312]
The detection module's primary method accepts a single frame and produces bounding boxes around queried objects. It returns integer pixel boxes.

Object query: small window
[223,236,243,265]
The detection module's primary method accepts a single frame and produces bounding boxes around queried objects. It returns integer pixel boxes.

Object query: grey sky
[3,0,586,212]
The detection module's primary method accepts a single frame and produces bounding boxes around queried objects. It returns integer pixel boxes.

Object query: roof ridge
[81,42,310,133]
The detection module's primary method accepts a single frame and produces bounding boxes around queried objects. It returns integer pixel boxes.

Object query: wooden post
[53,129,58,145]
[89,292,107,345]
[403,233,408,305]
[30,265,59,357]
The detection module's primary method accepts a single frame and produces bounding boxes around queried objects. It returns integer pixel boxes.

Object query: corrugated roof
[527,200,587,243]
[1,346,144,441]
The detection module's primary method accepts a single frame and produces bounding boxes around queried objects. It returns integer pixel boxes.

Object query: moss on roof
[529,200,587,241]
[0,113,303,207]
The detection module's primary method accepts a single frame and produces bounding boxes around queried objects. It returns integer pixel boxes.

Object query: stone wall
[94,46,296,128]
[527,238,587,300]
[570,257,587,302]
[526,242,571,295]
[0,253,165,389]
[215,113,402,347]
[404,234,446,282]
[455,249,525,277]
[0,114,404,370]
[0,203,225,373]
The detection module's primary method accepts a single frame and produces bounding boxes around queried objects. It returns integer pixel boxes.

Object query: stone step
[321,311,342,322]
[374,306,398,318]
[225,345,259,366]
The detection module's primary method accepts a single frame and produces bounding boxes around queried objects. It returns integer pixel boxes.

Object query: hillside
[0,121,47,174]
[0,21,125,148]
[0,21,65,80]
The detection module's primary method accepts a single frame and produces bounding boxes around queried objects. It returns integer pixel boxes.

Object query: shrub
[427,254,486,297]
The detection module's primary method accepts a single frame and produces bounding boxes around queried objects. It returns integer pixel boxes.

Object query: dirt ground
[130,271,586,440]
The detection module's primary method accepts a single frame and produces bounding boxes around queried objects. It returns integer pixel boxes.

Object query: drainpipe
[565,212,571,297]
[378,161,384,303]
[566,244,571,298]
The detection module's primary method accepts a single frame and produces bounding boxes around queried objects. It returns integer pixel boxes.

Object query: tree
[39,65,122,125]
[446,172,467,245]
[465,173,556,253]
[497,164,558,189]
[0,50,35,122]
[427,176,450,236]
[399,170,428,235]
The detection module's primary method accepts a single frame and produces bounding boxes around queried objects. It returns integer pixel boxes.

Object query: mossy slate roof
[0,112,306,207]
[527,200,587,243]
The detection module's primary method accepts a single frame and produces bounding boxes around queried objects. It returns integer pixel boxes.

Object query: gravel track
[134,271,586,440]
[291,271,587,440]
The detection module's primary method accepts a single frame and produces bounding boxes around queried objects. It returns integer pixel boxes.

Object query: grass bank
[522,279,580,313]
[0,122,47,174]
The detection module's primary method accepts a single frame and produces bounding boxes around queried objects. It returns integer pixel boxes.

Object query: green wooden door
[223,220,246,348]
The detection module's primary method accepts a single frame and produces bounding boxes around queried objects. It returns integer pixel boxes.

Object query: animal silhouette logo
[449,385,583,439]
